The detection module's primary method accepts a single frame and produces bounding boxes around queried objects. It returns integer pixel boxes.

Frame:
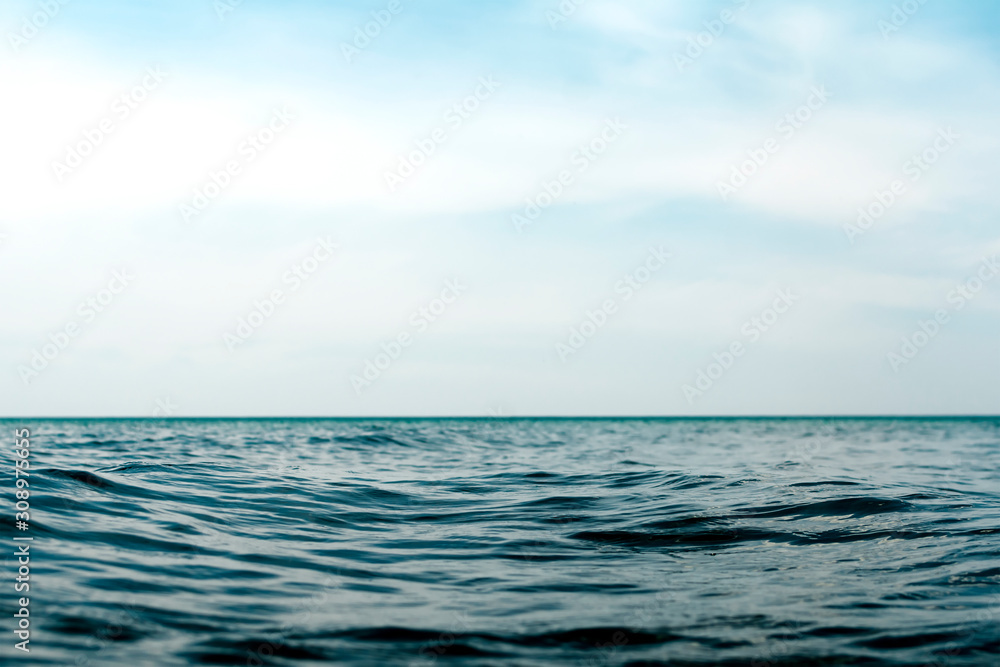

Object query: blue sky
[1,0,998,415]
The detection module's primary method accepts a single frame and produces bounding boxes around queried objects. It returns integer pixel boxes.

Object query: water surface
[4,418,999,665]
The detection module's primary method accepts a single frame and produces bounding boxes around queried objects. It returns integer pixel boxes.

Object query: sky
[0,0,998,416]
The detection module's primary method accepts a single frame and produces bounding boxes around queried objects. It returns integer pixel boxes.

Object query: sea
[2,417,998,666]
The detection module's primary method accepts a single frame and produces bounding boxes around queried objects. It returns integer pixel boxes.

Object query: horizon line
[2,415,999,420]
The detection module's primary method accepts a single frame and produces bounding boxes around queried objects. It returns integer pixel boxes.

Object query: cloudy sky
[1,0,997,416]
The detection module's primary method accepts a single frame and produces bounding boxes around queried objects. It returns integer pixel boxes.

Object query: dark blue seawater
[2,418,999,666]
